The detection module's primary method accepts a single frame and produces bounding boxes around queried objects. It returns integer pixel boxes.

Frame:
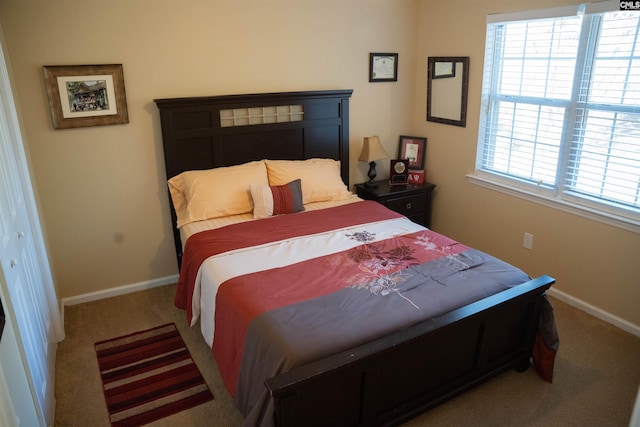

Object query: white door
[0,36,63,426]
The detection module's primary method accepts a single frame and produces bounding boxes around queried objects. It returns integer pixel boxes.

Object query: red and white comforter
[175,201,547,426]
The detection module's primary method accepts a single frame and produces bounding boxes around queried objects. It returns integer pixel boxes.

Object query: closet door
[0,40,63,426]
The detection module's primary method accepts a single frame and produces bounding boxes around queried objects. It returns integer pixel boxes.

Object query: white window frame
[471,0,640,234]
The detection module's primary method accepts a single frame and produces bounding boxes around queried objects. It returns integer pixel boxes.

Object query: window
[475,2,640,230]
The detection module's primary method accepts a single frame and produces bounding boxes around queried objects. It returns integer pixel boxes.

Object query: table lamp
[358,136,389,188]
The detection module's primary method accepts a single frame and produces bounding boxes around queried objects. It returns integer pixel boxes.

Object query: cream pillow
[167,160,268,227]
[265,158,351,204]
[167,173,189,227]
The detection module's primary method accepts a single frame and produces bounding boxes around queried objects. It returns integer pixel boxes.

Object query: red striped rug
[95,323,213,427]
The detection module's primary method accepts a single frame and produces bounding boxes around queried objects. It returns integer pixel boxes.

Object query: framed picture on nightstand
[398,135,427,170]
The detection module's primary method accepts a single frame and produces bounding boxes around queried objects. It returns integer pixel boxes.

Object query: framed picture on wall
[398,135,427,170]
[43,64,129,129]
[369,53,398,82]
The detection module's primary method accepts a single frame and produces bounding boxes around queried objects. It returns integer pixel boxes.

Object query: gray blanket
[237,249,530,426]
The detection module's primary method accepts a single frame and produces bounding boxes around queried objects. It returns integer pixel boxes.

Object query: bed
[154,90,558,427]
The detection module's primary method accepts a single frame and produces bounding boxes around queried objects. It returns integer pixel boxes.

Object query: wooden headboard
[154,89,354,266]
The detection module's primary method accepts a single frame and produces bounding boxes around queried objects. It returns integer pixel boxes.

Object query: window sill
[466,174,640,235]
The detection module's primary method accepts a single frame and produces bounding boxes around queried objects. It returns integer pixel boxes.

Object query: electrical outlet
[523,232,534,250]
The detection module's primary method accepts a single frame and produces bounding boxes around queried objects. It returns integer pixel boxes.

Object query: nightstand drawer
[385,194,426,216]
[354,181,435,228]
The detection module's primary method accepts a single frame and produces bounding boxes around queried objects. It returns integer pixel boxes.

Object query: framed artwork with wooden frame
[43,64,129,129]
[398,135,427,170]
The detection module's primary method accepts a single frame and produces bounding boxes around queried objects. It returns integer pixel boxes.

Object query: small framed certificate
[432,61,455,79]
[369,53,398,82]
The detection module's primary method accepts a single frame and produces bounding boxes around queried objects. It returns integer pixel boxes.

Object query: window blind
[479,14,582,186]
[566,11,640,211]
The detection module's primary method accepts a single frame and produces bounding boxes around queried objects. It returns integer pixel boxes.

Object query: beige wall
[0,0,418,297]
[0,0,638,328]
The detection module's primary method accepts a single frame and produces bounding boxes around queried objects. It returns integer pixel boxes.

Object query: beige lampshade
[358,136,389,162]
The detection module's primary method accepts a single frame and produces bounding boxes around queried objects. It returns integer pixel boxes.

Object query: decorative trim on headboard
[154,89,354,267]
[219,104,304,127]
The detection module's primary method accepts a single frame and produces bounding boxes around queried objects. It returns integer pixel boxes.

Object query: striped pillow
[250,179,305,219]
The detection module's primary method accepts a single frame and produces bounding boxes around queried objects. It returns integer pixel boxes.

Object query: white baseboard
[547,288,640,338]
[61,274,178,308]
[57,274,639,339]
[59,275,179,330]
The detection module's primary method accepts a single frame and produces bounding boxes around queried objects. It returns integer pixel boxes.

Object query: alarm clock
[390,159,409,185]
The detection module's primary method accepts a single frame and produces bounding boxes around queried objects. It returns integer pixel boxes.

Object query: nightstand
[355,180,436,228]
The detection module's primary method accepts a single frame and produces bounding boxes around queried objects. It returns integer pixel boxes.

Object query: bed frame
[155,90,555,426]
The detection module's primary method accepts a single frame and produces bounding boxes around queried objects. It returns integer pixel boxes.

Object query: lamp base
[365,161,378,188]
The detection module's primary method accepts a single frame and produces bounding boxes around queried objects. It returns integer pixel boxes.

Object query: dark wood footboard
[265,275,555,426]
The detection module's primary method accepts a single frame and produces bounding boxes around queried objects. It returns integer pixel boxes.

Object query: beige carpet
[54,284,640,427]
